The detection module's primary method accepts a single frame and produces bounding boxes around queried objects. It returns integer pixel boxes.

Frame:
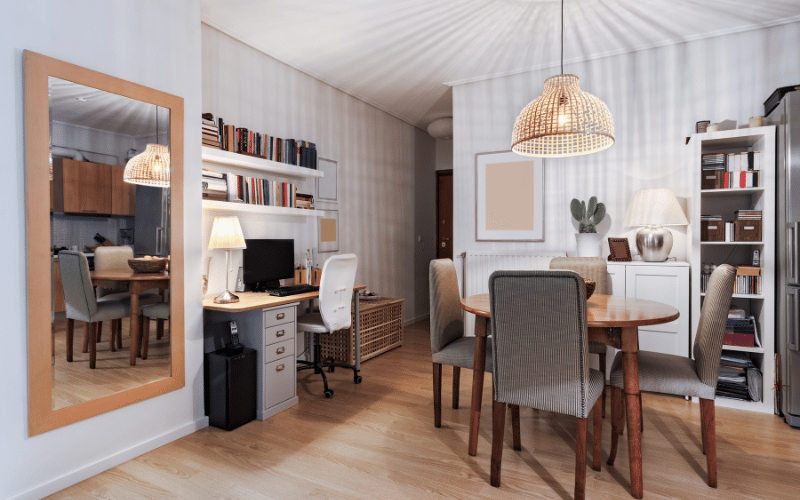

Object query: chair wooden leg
[88,322,97,369]
[575,416,588,500]
[700,398,717,488]
[157,319,165,340]
[137,314,144,358]
[700,399,707,455]
[452,366,460,409]
[96,321,103,343]
[116,320,123,349]
[109,319,116,352]
[66,319,75,362]
[639,393,644,432]
[142,316,151,360]
[433,363,442,428]
[490,400,506,488]
[592,397,602,471]
[608,386,622,466]
[599,352,607,418]
[510,404,521,451]
[82,321,90,353]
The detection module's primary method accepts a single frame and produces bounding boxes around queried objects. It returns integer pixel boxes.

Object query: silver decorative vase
[635,225,672,262]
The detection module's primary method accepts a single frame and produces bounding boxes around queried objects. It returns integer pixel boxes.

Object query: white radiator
[461,251,566,335]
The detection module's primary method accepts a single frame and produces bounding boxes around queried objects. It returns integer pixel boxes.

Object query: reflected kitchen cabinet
[110,164,136,215]
[53,158,112,214]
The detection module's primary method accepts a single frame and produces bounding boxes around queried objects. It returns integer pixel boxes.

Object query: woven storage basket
[128,258,168,273]
[318,297,403,365]
[584,278,596,299]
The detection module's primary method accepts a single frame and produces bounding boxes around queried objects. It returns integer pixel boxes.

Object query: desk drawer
[264,338,295,364]
[263,306,295,328]
[264,356,295,410]
[264,323,294,346]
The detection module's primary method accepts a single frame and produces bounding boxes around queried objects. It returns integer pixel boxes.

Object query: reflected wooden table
[460,293,679,499]
[91,269,170,366]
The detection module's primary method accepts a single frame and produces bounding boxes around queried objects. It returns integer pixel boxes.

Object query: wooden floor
[49,320,800,499]
[52,316,171,410]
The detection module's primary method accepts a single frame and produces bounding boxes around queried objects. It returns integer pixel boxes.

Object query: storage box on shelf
[689,126,775,413]
[317,297,403,366]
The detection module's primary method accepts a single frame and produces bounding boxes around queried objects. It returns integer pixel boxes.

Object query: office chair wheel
[324,389,334,398]
[354,375,362,384]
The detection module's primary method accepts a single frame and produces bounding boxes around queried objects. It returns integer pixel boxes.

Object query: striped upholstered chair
[607,264,735,488]
[488,270,603,499]
[429,259,493,427]
[550,257,609,416]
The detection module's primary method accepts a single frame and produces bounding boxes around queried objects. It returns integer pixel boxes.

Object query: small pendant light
[511,0,614,158]
[124,105,170,187]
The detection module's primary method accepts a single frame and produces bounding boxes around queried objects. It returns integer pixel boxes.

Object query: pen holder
[312,268,321,286]
[294,268,307,285]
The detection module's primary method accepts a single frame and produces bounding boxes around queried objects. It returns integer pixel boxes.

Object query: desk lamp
[209,216,246,303]
[622,188,689,262]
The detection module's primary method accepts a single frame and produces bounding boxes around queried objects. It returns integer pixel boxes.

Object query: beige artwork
[485,161,535,231]
[320,218,337,242]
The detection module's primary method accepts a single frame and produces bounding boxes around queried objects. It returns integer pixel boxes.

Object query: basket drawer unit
[263,356,295,410]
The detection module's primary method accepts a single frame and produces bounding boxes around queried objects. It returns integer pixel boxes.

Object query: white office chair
[296,254,359,398]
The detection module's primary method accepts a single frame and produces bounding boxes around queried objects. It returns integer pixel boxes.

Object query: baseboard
[404,313,429,327]
[11,416,209,500]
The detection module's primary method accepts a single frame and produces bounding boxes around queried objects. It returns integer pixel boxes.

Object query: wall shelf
[201,146,324,179]
[701,187,765,197]
[700,292,764,299]
[202,200,325,217]
[721,345,765,354]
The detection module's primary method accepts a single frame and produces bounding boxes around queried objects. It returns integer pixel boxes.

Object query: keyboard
[264,284,319,297]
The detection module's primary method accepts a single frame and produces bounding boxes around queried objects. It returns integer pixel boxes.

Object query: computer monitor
[242,239,294,290]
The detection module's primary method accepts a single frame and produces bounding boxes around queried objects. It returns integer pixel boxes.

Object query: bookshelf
[689,126,775,414]
[201,146,324,179]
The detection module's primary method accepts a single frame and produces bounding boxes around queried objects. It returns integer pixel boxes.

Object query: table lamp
[622,188,689,262]
[209,216,246,303]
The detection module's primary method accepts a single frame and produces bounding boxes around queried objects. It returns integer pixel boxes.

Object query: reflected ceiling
[201,0,800,129]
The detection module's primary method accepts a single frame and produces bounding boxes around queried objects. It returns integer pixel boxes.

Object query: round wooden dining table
[91,269,170,366]
[461,293,679,499]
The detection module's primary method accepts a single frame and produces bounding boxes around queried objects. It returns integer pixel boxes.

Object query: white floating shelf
[202,200,325,217]
[721,345,764,354]
[700,293,764,299]
[700,187,765,197]
[201,146,324,179]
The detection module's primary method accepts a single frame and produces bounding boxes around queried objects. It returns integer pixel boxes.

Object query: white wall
[0,1,203,499]
[435,138,453,171]
[201,25,436,323]
[452,21,800,274]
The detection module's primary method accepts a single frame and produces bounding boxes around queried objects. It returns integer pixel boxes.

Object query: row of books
[701,151,763,188]
[700,264,761,294]
[202,168,315,209]
[202,115,221,149]
[202,168,227,201]
[717,352,761,402]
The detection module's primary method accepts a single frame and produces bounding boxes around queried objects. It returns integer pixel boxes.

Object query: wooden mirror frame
[25,51,185,436]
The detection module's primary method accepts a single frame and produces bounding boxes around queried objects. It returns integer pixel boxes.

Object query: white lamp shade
[208,216,246,250]
[622,188,689,227]
[123,144,170,187]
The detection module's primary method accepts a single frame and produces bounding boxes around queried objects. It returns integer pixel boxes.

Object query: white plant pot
[575,233,601,257]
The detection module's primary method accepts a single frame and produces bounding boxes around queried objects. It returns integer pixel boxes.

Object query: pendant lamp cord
[560,0,564,75]
[155,106,159,144]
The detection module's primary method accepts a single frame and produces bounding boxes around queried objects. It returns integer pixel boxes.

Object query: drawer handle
[276,346,285,355]
[276,363,285,372]
[276,313,285,320]
[276,330,286,337]
[744,226,755,230]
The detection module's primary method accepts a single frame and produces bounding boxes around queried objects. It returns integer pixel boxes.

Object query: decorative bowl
[128,257,168,273]
[584,278,596,299]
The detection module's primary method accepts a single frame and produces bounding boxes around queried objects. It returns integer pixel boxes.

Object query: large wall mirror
[25,51,184,436]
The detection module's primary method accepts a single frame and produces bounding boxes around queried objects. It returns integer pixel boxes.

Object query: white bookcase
[689,126,775,414]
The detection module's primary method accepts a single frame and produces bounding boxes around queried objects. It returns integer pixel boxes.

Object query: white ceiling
[201,0,800,130]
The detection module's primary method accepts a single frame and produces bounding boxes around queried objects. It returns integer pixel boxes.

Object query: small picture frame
[608,237,632,262]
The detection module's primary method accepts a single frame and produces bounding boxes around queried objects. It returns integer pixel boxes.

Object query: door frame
[435,169,453,259]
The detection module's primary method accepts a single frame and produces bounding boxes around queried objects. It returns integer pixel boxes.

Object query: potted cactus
[570,197,606,257]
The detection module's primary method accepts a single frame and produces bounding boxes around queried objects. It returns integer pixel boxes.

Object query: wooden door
[436,170,453,260]
[53,158,112,214]
[111,164,136,215]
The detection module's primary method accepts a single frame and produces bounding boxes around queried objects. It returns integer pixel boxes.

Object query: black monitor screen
[242,239,294,287]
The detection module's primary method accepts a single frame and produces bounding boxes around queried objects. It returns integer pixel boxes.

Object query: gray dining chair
[550,257,610,417]
[606,264,735,488]
[140,302,170,360]
[429,259,493,428]
[59,251,132,369]
[488,270,603,499]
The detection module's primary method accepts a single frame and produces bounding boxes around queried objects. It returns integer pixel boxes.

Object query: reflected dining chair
[296,254,359,398]
[429,259,493,427]
[488,270,603,500]
[607,264,735,488]
[59,251,132,369]
[550,257,609,416]
[140,302,169,360]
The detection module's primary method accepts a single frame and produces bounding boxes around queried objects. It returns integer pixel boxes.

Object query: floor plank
[47,320,800,499]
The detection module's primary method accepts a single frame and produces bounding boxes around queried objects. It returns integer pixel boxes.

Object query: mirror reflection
[49,77,171,411]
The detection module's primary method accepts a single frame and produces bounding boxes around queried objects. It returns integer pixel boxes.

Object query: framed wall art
[318,209,339,252]
[316,157,338,202]
[475,151,544,241]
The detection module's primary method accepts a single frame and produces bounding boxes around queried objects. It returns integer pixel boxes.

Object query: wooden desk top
[461,293,679,329]
[91,269,170,281]
[203,284,367,312]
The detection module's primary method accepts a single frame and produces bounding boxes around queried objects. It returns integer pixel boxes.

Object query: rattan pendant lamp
[124,106,170,187]
[511,0,614,158]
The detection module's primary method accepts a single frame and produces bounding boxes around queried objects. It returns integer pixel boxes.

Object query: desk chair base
[297,331,362,398]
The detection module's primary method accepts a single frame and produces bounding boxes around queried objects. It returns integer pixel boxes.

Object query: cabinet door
[110,164,135,215]
[57,159,112,214]
[606,264,626,296]
[625,265,690,357]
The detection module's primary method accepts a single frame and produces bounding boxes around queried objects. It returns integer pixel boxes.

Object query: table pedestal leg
[468,315,488,456]
[621,325,643,499]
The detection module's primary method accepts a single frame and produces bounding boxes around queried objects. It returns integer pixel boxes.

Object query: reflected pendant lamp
[124,106,170,187]
[511,0,614,158]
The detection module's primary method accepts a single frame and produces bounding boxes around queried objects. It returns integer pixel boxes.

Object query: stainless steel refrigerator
[133,185,170,257]
[767,88,800,427]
